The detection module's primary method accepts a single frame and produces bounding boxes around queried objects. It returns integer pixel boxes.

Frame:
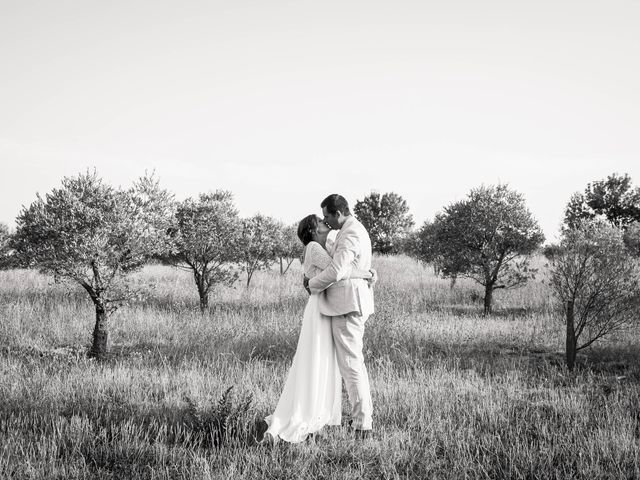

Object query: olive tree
[274,223,302,275]
[12,171,173,359]
[549,219,640,370]
[354,192,414,254]
[239,214,280,287]
[429,184,544,314]
[163,191,240,312]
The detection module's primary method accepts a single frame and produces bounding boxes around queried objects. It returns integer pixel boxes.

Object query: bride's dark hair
[297,214,318,245]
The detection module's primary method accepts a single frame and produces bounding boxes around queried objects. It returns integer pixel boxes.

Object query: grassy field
[1,255,639,479]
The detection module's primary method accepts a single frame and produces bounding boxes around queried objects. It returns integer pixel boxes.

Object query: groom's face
[322,207,341,229]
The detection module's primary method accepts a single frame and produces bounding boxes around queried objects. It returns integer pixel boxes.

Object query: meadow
[1,255,639,479]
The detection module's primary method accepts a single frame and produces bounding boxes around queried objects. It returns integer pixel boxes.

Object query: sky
[1,0,639,243]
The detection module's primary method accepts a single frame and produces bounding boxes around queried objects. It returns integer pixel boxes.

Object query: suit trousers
[331,312,373,431]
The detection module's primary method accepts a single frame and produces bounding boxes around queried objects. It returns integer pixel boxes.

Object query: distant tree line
[371,173,640,371]
[2,170,640,368]
[3,171,303,359]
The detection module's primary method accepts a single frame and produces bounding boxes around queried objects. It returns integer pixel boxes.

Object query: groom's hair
[320,194,350,216]
[297,214,319,245]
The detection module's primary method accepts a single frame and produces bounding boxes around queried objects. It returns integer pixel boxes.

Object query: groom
[307,194,375,439]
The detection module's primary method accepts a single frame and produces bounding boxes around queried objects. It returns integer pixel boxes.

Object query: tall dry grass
[1,255,639,479]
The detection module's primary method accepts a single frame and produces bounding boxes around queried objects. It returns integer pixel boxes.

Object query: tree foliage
[164,191,240,312]
[273,223,302,275]
[548,219,640,370]
[428,184,544,314]
[0,222,15,270]
[11,171,173,358]
[541,243,563,262]
[564,173,640,229]
[239,214,280,286]
[354,192,414,254]
[405,221,443,274]
[623,221,640,258]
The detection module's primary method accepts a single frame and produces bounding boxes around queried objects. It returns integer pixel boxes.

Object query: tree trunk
[199,291,209,313]
[196,278,209,313]
[89,302,111,359]
[279,258,284,275]
[192,269,210,313]
[281,259,292,275]
[566,300,577,371]
[283,258,296,275]
[483,284,493,315]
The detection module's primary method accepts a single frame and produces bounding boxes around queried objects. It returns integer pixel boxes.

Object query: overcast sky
[1,0,639,242]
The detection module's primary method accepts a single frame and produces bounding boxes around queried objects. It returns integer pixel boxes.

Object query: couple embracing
[262,194,377,444]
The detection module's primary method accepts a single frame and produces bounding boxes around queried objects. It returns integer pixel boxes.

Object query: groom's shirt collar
[340,215,356,231]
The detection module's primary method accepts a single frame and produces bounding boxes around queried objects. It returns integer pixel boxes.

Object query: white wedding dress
[264,241,342,443]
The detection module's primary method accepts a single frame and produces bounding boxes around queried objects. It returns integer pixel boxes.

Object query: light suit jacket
[308,216,375,317]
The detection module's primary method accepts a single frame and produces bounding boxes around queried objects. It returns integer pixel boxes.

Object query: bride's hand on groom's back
[303,275,311,295]
[367,269,378,288]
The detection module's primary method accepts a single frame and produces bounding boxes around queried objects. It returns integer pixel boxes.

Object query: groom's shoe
[259,432,278,447]
[254,420,269,444]
[306,432,323,444]
[354,429,372,441]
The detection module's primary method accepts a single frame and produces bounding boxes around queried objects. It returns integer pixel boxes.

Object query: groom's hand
[303,275,311,295]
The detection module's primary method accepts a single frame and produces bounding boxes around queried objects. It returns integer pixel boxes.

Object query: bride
[263,214,375,444]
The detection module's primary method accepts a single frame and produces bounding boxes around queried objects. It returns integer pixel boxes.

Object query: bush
[549,219,640,370]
